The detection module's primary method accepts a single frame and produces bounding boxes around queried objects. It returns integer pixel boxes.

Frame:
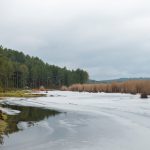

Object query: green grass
[0,114,7,134]
[0,90,46,98]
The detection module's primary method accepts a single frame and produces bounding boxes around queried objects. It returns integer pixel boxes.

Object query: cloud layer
[0,0,150,80]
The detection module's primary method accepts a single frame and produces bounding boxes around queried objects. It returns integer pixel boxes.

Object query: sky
[0,0,150,80]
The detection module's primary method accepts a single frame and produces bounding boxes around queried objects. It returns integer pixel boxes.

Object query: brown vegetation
[66,80,150,95]
[61,86,68,91]
[140,93,148,98]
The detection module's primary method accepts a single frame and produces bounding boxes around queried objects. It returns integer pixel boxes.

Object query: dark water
[0,104,61,144]
[0,103,131,150]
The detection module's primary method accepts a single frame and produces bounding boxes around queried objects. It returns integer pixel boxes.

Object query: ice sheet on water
[0,107,20,115]
[1,91,150,150]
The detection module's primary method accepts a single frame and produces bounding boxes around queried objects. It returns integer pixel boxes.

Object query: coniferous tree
[0,46,89,89]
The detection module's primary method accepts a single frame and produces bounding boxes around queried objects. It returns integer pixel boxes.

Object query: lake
[0,91,150,150]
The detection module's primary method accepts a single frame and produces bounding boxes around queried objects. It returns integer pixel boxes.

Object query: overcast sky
[0,0,150,80]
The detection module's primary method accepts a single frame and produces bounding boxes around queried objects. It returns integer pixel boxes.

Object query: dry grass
[66,80,150,95]
[0,90,46,98]
[61,86,68,91]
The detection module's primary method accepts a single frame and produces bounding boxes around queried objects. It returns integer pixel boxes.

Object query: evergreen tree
[0,46,89,89]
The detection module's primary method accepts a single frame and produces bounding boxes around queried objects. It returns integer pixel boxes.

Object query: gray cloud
[0,0,150,80]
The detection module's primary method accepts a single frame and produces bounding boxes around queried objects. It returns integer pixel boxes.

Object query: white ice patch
[17,122,30,130]
[0,107,20,115]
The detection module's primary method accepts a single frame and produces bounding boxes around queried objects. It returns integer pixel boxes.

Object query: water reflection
[0,104,61,144]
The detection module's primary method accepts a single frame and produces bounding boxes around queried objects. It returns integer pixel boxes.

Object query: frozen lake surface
[1,91,150,150]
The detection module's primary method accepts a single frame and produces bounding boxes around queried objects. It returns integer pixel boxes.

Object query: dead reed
[66,80,150,95]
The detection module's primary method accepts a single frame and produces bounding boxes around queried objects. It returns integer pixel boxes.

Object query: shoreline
[0,90,46,98]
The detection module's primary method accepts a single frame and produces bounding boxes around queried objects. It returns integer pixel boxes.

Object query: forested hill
[0,46,89,89]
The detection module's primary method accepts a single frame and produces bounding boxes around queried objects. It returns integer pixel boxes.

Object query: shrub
[0,87,3,92]
[61,86,68,91]
[140,93,148,99]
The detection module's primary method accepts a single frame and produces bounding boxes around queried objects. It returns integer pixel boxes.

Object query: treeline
[66,80,150,95]
[0,46,89,90]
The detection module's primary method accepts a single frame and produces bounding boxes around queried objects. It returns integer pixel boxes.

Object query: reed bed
[62,80,150,95]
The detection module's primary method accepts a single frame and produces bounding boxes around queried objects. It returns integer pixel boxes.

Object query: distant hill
[88,78,150,84]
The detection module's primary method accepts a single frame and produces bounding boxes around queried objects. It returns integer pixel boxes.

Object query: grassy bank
[0,90,46,98]
[0,112,7,144]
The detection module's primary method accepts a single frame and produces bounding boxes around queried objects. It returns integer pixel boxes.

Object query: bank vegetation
[63,80,150,96]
